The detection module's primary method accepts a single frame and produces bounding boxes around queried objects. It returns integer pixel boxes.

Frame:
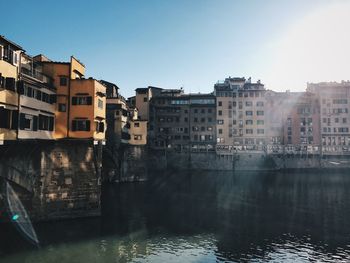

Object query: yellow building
[129,119,147,145]
[135,86,162,120]
[40,56,106,141]
[0,36,23,143]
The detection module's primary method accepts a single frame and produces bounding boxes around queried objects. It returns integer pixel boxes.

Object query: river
[1,170,350,262]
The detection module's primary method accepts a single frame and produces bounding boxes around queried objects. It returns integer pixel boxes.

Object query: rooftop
[0,35,24,51]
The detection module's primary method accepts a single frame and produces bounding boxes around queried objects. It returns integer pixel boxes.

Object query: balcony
[21,67,53,87]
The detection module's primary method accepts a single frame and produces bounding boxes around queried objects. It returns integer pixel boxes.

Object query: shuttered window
[72,96,92,105]
[5,77,16,91]
[72,120,90,131]
[0,107,11,128]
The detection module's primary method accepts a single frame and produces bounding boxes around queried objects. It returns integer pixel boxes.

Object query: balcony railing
[21,67,53,87]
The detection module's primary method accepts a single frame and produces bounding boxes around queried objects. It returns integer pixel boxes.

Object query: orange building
[39,56,106,141]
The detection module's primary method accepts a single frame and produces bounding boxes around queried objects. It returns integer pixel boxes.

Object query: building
[149,89,216,151]
[18,53,56,140]
[40,56,106,141]
[135,86,162,120]
[281,91,320,153]
[105,80,147,146]
[0,36,23,143]
[214,77,267,154]
[307,82,350,154]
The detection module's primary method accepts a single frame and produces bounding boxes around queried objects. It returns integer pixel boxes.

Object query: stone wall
[147,150,350,171]
[0,140,101,221]
[102,145,148,183]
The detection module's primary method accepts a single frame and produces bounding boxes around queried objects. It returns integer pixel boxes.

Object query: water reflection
[1,170,350,262]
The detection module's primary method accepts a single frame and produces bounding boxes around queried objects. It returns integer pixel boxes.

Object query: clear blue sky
[3,0,348,97]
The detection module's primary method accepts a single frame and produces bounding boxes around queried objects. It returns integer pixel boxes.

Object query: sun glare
[265,2,350,91]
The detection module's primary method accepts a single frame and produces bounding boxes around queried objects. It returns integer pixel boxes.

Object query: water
[1,170,350,262]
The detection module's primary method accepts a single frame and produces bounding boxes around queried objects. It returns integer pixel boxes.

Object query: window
[257,111,264,116]
[201,126,205,131]
[194,109,198,113]
[38,114,54,131]
[257,129,265,134]
[218,101,222,106]
[194,118,198,122]
[58,103,66,112]
[72,96,92,105]
[207,126,213,131]
[219,129,223,134]
[72,120,90,131]
[246,120,253,125]
[143,97,147,102]
[0,107,11,128]
[257,120,264,125]
[134,122,140,127]
[218,110,222,116]
[19,113,37,131]
[245,101,252,107]
[256,101,264,107]
[201,109,205,113]
[98,99,104,109]
[184,117,188,122]
[60,77,68,86]
[96,121,105,132]
[217,120,224,125]
[246,111,253,116]
[208,109,212,113]
[201,118,205,123]
[246,129,253,134]
[4,77,16,91]
[208,117,212,122]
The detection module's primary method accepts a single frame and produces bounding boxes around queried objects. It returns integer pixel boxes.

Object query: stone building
[307,82,350,154]
[148,89,216,151]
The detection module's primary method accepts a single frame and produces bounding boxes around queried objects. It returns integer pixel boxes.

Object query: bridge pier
[0,140,101,222]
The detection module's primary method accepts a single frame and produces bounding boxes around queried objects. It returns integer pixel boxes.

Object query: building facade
[307,82,350,154]
[149,90,216,151]
[105,80,147,146]
[18,53,56,140]
[40,56,106,141]
[214,77,267,154]
[0,36,23,143]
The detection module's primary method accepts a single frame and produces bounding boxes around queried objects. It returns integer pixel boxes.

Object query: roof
[0,35,24,51]
[100,79,119,89]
